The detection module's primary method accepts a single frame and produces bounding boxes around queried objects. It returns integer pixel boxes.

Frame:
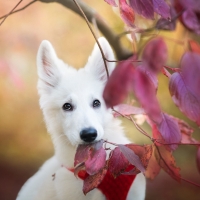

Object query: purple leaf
[104,0,118,7]
[156,6,177,30]
[118,144,145,172]
[142,37,168,74]
[182,9,200,34]
[152,0,171,20]
[169,52,200,126]
[132,68,162,124]
[157,113,181,150]
[129,0,154,19]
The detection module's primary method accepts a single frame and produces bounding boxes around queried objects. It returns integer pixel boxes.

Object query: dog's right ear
[37,40,60,90]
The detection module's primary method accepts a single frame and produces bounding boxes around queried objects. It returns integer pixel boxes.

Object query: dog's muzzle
[80,127,97,142]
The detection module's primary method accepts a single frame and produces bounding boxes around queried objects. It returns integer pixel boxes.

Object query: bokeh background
[0,0,200,200]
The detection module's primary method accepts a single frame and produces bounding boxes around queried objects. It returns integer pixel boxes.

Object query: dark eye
[93,99,101,108]
[62,103,73,111]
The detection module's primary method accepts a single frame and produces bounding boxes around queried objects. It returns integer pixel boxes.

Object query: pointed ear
[37,40,60,90]
[85,37,115,82]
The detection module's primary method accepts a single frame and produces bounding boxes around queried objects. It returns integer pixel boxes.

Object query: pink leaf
[129,0,154,19]
[108,147,130,178]
[104,0,118,7]
[85,146,106,175]
[83,168,107,195]
[118,144,145,172]
[113,104,144,117]
[119,0,135,27]
[103,59,134,108]
[196,147,200,174]
[152,0,171,20]
[132,68,162,124]
[169,52,200,126]
[142,37,168,74]
[157,113,181,150]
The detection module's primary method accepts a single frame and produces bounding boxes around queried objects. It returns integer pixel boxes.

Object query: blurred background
[0,0,200,199]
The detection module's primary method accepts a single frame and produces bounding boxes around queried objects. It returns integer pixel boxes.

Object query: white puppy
[17,37,146,200]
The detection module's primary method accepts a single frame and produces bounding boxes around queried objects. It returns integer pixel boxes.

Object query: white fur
[17,38,146,200]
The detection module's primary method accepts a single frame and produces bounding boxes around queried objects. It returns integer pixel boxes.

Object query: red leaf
[126,144,153,172]
[197,147,200,174]
[145,145,161,179]
[113,104,144,117]
[108,147,130,178]
[132,68,162,124]
[104,0,118,7]
[118,144,145,172]
[154,145,181,182]
[129,0,154,19]
[85,146,106,175]
[152,0,171,20]
[119,0,135,27]
[74,144,91,167]
[169,52,200,126]
[189,40,200,54]
[103,59,134,108]
[83,168,107,195]
[142,37,168,74]
[157,113,181,150]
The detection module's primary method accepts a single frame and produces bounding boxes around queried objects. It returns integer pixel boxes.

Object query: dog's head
[37,38,115,146]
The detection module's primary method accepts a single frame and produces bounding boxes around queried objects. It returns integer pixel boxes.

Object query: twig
[0,0,23,26]
[0,0,38,22]
[72,0,109,79]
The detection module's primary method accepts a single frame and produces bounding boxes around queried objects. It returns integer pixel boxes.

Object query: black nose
[80,127,97,142]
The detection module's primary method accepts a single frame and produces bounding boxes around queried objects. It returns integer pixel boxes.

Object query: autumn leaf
[118,144,145,172]
[145,145,161,179]
[157,113,181,150]
[83,168,107,195]
[132,68,162,124]
[119,0,135,27]
[108,147,130,178]
[169,52,200,126]
[154,145,181,182]
[103,59,134,108]
[142,37,168,74]
[126,144,153,173]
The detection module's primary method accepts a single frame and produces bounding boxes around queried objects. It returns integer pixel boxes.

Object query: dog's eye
[62,103,73,111]
[93,99,101,108]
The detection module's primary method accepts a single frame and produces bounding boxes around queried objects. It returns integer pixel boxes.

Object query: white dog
[17,37,146,200]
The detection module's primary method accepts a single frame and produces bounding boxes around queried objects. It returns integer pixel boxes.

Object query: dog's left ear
[85,37,115,82]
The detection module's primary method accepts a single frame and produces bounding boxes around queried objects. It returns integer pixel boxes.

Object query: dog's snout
[80,127,97,142]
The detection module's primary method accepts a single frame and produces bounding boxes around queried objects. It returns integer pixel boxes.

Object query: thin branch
[0,0,23,26]
[0,0,38,21]
[72,0,109,79]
